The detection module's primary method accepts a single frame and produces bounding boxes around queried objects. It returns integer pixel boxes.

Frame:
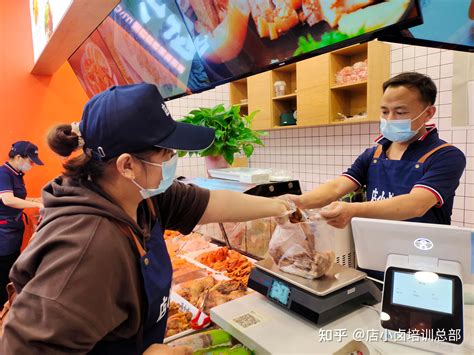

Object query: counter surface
[211,285,474,354]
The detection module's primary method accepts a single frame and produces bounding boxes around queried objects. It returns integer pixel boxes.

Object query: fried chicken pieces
[165,302,193,338]
[176,276,247,315]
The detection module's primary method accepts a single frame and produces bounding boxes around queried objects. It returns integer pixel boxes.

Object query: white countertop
[211,284,474,355]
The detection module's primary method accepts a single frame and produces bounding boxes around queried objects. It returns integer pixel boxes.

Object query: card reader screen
[269,280,290,306]
[392,271,453,314]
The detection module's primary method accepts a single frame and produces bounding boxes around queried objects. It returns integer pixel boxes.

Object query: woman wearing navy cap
[0,84,294,355]
[0,141,43,306]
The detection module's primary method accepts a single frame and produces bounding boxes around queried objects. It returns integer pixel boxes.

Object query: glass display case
[185,177,301,260]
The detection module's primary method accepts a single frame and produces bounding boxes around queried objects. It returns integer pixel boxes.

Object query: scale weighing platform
[247,259,381,325]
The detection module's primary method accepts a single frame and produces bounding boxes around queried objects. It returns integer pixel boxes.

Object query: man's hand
[143,344,192,355]
[319,201,355,229]
[280,194,303,209]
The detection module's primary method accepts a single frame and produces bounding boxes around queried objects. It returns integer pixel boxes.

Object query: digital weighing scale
[248,258,381,326]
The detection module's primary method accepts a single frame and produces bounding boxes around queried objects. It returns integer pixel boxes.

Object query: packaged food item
[274,80,287,96]
[169,329,253,355]
[269,209,335,279]
[335,59,368,84]
[168,329,232,351]
[194,344,253,355]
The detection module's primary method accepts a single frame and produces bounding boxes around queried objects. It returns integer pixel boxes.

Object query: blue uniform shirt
[0,162,26,220]
[342,125,466,225]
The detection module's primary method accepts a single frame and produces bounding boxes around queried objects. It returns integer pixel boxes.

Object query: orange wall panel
[0,1,88,197]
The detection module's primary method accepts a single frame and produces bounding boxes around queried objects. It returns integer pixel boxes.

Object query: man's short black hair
[383,72,437,105]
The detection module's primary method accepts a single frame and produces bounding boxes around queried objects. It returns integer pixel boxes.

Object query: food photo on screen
[68,31,126,98]
[177,0,419,70]
[68,0,420,100]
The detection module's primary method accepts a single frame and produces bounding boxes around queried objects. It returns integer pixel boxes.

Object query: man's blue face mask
[131,154,178,199]
[380,106,430,143]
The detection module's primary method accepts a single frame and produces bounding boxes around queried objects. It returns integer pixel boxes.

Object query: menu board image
[69,0,420,100]
[178,0,419,69]
[68,31,127,98]
[30,0,73,61]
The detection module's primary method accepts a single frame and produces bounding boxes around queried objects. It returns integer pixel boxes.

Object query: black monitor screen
[69,0,421,100]
[381,0,474,52]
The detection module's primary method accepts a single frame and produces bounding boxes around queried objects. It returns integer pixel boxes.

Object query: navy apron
[362,143,451,280]
[366,143,451,223]
[0,171,26,256]
[89,217,172,354]
[0,214,25,256]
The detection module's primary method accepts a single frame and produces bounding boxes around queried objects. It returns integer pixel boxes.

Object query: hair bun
[47,124,82,157]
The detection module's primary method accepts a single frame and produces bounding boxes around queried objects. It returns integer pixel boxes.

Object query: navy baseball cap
[11,141,44,165]
[79,83,215,160]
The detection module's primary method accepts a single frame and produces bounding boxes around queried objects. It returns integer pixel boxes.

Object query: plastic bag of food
[269,209,335,279]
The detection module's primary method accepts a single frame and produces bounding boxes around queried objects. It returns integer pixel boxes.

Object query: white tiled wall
[170,43,474,228]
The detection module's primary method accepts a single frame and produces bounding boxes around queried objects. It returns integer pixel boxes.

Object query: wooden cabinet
[247,72,273,131]
[297,54,329,127]
[229,78,248,116]
[229,40,390,130]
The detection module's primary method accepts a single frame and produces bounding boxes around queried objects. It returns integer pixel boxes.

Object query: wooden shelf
[229,40,390,131]
[272,93,297,101]
[330,80,367,91]
[330,116,376,125]
[234,102,248,107]
[331,42,368,56]
[271,125,297,130]
[273,62,297,73]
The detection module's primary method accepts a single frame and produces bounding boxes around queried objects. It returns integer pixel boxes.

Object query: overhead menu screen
[391,270,453,314]
[69,0,421,100]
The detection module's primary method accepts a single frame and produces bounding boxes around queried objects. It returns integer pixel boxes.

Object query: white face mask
[380,106,429,142]
[131,154,178,199]
[18,159,32,172]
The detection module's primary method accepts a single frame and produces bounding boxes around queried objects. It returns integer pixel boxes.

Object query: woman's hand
[143,344,192,355]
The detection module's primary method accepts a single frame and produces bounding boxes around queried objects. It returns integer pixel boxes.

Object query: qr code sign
[233,312,262,329]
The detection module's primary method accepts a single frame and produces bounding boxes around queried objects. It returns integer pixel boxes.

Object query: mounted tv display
[69,0,421,100]
[380,0,474,52]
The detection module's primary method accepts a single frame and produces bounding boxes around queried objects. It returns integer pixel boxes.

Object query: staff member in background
[291,72,466,228]
[0,141,43,305]
[0,84,295,355]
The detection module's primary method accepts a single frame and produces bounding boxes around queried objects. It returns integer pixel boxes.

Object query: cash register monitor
[351,218,473,345]
[351,218,473,282]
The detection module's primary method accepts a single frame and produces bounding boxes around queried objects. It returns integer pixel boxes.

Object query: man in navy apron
[0,142,43,305]
[291,72,466,228]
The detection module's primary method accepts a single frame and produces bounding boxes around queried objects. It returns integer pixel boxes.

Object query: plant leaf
[243,144,254,157]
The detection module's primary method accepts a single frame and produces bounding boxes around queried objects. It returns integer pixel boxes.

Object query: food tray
[164,291,210,343]
[172,274,249,315]
[182,249,257,283]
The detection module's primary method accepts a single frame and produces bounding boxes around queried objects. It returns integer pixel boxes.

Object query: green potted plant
[178,104,267,171]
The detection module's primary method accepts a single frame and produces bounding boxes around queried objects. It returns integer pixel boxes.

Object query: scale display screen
[392,270,453,314]
[269,280,291,306]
